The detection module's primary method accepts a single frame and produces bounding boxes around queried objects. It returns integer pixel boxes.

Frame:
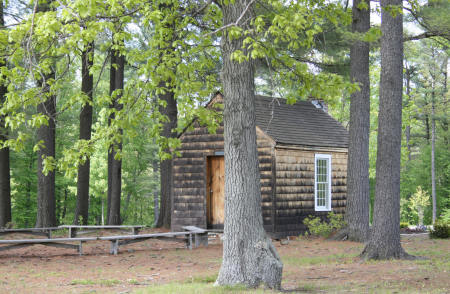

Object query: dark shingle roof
[254,95,348,148]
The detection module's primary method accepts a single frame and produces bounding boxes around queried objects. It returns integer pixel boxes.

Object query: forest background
[0,0,448,228]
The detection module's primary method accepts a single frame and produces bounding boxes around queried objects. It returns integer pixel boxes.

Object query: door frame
[205,155,225,229]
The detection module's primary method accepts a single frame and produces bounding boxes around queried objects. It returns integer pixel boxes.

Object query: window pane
[315,156,330,209]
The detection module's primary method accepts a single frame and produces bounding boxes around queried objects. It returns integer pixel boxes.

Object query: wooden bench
[58,225,144,238]
[0,227,60,239]
[0,237,98,255]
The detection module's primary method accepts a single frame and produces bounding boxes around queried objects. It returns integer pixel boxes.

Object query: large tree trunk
[361,0,412,260]
[74,42,94,225]
[342,0,370,242]
[156,87,177,228]
[0,0,11,228]
[215,0,282,288]
[107,50,124,225]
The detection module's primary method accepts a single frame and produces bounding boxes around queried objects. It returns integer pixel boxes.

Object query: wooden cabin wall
[274,148,347,237]
[171,123,276,232]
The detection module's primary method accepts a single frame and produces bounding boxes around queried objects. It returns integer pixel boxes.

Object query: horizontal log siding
[274,148,347,237]
[171,123,276,232]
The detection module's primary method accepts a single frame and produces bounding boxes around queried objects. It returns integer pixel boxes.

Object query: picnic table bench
[0,227,60,239]
[100,231,196,255]
[0,237,98,255]
[58,225,144,238]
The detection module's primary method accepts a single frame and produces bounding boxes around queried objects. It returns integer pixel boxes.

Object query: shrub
[430,220,450,239]
[303,212,346,238]
[400,222,410,229]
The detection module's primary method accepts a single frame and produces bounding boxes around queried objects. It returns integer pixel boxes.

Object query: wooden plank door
[206,156,225,227]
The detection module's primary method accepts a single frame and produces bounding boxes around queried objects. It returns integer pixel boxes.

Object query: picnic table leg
[187,233,193,250]
[78,241,83,256]
[110,240,119,255]
[132,228,140,235]
[47,230,52,239]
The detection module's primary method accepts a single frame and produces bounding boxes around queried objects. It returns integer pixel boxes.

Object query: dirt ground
[0,229,448,293]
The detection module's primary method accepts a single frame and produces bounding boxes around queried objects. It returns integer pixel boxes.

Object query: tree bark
[156,87,177,229]
[107,49,124,225]
[215,0,282,288]
[361,0,412,259]
[0,0,11,228]
[74,42,94,225]
[343,0,371,242]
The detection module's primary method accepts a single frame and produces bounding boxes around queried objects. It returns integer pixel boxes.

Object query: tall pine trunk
[343,0,370,242]
[0,0,11,228]
[215,0,282,288]
[361,0,412,259]
[74,42,94,225]
[107,49,124,225]
[156,86,176,228]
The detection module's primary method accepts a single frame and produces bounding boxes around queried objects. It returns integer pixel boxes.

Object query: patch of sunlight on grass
[137,283,281,294]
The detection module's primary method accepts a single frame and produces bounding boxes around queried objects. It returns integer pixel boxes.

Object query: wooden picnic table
[0,227,60,239]
[58,225,145,238]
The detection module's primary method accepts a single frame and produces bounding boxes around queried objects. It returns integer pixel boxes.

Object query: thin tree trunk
[343,0,370,242]
[35,74,56,228]
[153,157,160,226]
[0,0,11,228]
[61,188,68,221]
[405,65,412,161]
[74,42,94,225]
[431,91,436,224]
[35,0,56,228]
[361,0,412,260]
[215,0,282,288]
[24,149,34,227]
[156,86,177,229]
[107,50,124,225]
[107,50,116,223]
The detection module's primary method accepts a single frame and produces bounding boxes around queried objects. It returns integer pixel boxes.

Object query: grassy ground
[0,232,448,293]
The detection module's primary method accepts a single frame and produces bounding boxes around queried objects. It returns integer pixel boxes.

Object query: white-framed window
[314,154,332,211]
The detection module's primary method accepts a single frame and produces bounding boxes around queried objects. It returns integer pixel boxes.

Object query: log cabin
[171,94,349,238]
